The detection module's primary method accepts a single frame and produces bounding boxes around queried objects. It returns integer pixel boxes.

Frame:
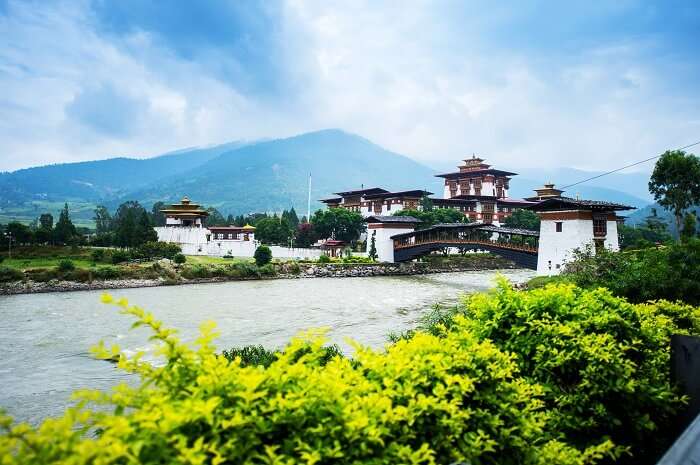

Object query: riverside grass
[2,281,699,464]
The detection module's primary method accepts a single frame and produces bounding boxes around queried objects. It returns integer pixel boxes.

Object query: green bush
[133,241,182,260]
[65,268,92,283]
[90,249,105,263]
[111,249,130,264]
[458,279,700,461]
[180,264,212,279]
[0,255,4,264]
[341,255,375,263]
[562,239,700,305]
[56,259,75,272]
[0,266,23,282]
[0,295,605,465]
[254,245,272,266]
[172,253,186,265]
[93,266,121,280]
[221,345,278,367]
[317,253,331,263]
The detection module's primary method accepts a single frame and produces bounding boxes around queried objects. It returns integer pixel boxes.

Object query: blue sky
[0,0,698,172]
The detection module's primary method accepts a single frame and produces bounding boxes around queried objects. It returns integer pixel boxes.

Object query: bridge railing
[393,231,538,254]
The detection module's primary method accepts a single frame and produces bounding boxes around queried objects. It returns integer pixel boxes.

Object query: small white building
[530,195,633,276]
[365,215,421,263]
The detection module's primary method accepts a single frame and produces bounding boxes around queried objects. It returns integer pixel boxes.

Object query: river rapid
[0,269,534,426]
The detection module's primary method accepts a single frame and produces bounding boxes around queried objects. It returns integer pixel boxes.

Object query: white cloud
[0,0,698,178]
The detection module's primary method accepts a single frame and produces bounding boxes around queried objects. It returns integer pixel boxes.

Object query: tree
[295,222,317,248]
[53,203,77,245]
[255,217,293,245]
[681,212,698,242]
[282,208,300,229]
[151,202,167,227]
[254,245,272,266]
[39,213,53,231]
[35,213,54,244]
[649,150,700,238]
[420,194,433,212]
[205,207,227,226]
[6,222,34,244]
[113,201,155,248]
[311,208,365,243]
[503,210,540,231]
[368,230,378,261]
[393,209,468,229]
[93,206,112,234]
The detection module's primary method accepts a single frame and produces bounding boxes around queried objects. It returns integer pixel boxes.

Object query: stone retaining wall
[0,256,517,295]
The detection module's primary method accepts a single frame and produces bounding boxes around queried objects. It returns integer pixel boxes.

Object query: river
[0,270,533,426]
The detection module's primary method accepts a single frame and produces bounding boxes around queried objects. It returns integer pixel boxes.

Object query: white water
[0,270,534,426]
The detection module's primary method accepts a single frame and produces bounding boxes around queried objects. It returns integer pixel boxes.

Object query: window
[555,222,563,232]
[228,233,233,239]
[593,217,607,237]
[386,202,391,211]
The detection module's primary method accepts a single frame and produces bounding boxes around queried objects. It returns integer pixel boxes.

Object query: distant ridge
[0,129,655,225]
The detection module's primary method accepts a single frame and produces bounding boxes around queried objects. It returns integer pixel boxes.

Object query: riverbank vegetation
[2,280,698,464]
[528,238,700,305]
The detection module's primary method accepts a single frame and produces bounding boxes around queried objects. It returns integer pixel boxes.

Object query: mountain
[124,129,443,215]
[0,129,655,226]
[0,141,247,204]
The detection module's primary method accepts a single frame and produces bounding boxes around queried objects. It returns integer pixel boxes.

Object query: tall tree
[295,222,317,247]
[681,212,698,242]
[113,201,154,248]
[255,217,293,245]
[93,206,112,234]
[503,210,541,231]
[6,222,34,245]
[53,203,77,245]
[420,194,434,212]
[649,150,700,238]
[150,202,166,227]
[35,213,54,244]
[311,208,365,242]
[39,213,53,231]
[368,230,378,261]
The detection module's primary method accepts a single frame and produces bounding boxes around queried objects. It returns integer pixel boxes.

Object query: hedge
[0,293,612,465]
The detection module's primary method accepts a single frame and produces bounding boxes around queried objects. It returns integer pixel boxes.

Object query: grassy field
[0,200,97,228]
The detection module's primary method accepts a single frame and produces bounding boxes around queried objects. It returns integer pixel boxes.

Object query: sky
[0,0,699,173]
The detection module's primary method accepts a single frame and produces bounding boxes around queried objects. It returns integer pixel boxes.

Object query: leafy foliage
[311,208,365,242]
[0,294,609,465]
[368,230,378,261]
[461,279,699,462]
[393,208,468,229]
[562,239,700,305]
[503,209,541,231]
[57,259,75,272]
[253,245,272,266]
[172,253,186,265]
[649,150,700,234]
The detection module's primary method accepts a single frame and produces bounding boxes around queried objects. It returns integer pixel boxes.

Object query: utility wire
[560,140,700,190]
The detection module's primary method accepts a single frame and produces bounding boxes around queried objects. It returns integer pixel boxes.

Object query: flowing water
[0,270,534,425]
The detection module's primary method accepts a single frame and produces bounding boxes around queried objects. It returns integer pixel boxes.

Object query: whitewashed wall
[536,218,593,276]
[268,246,323,260]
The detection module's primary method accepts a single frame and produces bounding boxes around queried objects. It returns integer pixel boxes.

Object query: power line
[560,140,700,190]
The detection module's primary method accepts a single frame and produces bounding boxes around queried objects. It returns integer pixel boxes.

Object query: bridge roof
[528,197,634,212]
[390,222,539,239]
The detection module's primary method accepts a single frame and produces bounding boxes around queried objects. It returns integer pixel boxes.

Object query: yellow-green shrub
[0,295,610,465]
[461,279,700,462]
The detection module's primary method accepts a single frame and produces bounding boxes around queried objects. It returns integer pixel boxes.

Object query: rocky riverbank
[0,256,518,295]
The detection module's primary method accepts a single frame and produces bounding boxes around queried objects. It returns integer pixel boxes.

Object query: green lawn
[1,257,115,271]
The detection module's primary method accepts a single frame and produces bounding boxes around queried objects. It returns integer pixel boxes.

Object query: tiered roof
[160,196,209,217]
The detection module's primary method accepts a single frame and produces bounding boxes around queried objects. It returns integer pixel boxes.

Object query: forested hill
[1,128,654,226]
[0,141,246,204]
[122,129,443,215]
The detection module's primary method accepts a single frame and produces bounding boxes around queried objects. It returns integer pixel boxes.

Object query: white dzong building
[527,185,633,275]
